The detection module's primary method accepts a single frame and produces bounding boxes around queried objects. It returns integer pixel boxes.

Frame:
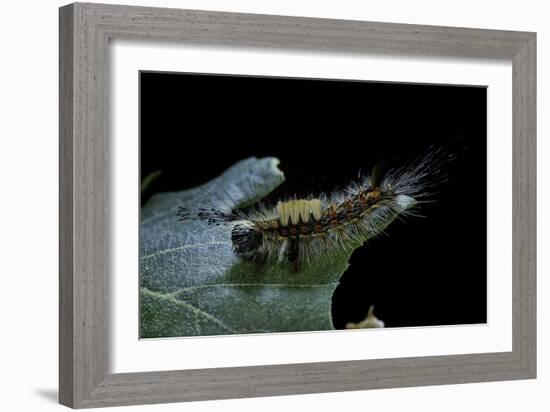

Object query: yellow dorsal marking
[276,199,323,227]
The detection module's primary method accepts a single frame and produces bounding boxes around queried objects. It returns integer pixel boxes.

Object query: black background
[140,71,487,329]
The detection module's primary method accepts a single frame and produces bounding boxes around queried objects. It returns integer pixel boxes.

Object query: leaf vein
[142,288,237,333]
[141,241,230,260]
[172,282,338,295]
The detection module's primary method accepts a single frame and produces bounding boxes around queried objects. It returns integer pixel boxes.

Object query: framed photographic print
[59,2,536,408]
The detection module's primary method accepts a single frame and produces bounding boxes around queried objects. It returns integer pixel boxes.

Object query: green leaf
[139,157,403,338]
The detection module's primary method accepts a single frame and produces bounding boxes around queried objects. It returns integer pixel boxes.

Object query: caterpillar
[178,147,450,271]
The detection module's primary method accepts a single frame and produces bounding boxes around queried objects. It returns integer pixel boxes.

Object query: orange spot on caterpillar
[366,189,381,201]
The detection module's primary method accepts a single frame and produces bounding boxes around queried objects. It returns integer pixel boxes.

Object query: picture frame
[59,2,536,408]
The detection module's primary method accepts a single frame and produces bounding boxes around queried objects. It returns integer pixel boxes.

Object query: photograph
[138,71,487,339]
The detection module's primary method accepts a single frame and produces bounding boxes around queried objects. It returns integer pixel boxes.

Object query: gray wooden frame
[59,2,536,408]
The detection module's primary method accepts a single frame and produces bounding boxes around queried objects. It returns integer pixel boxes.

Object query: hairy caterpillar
[178,147,449,271]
